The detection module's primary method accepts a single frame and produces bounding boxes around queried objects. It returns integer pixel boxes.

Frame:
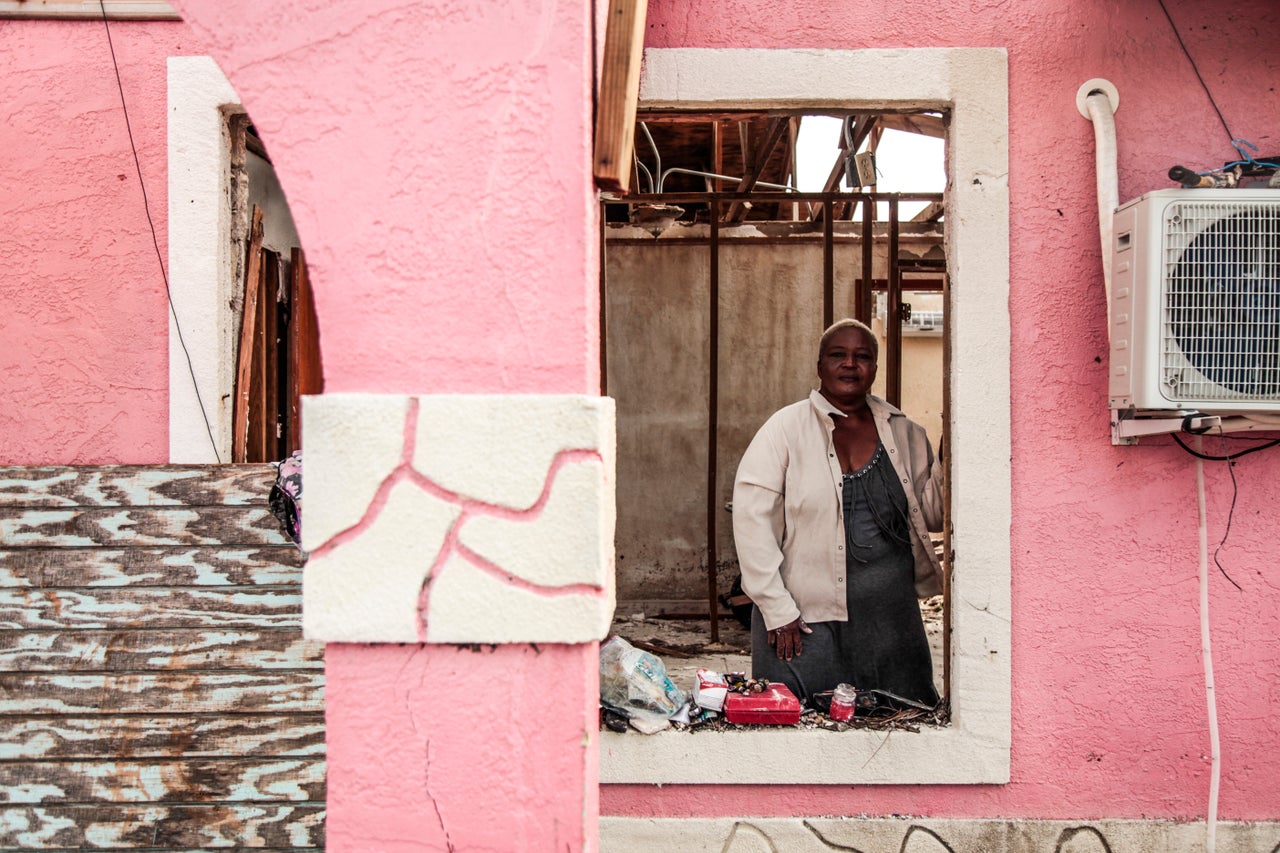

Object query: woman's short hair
[818,318,878,361]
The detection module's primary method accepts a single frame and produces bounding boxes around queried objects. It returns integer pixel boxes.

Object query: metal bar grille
[1161,200,1280,403]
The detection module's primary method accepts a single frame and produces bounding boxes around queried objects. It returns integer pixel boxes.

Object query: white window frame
[600,47,1011,785]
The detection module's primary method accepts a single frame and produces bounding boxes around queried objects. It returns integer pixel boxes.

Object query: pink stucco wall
[6,0,1280,844]
[598,0,1280,823]
[168,1,602,850]
[0,19,188,464]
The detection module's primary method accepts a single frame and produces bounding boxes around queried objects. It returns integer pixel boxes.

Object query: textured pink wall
[172,0,600,397]
[9,0,1280,841]
[169,1,602,849]
[598,0,1280,823]
[325,643,599,852]
[0,20,191,464]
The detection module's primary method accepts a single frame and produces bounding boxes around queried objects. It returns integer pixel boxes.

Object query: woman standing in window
[732,318,943,706]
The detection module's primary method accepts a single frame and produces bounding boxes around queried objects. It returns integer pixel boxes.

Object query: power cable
[99,0,221,462]
[1171,433,1280,461]
[1156,0,1234,149]
[1172,430,1256,590]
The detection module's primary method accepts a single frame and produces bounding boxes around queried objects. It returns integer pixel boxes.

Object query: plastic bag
[268,451,304,548]
[599,636,686,733]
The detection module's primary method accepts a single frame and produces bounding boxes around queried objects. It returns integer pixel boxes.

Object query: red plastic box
[723,683,802,725]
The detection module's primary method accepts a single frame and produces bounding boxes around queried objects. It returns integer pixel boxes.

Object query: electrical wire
[1171,430,1255,591]
[99,1,221,462]
[1209,431,1243,592]
[1156,0,1234,149]
[1171,433,1280,461]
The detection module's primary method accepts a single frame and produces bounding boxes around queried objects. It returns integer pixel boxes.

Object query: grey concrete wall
[605,224,944,607]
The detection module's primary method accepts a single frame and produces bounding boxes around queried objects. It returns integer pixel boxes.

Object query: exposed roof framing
[621,109,944,228]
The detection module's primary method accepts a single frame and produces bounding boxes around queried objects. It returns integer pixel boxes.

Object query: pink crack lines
[309,399,606,641]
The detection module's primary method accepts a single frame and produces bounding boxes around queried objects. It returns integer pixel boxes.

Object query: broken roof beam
[813,114,879,223]
[593,0,649,192]
[911,200,946,222]
[724,117,790,224]
[877,112,945,139]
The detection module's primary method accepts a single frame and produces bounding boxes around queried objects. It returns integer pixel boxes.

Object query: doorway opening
[226,117,323,463]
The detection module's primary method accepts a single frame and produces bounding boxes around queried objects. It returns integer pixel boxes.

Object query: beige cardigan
[732,390,944,631]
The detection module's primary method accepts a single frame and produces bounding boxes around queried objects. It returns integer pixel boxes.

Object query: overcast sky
[795,116,945,218]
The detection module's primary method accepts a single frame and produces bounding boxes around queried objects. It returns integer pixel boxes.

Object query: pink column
[326,644,599,851]
[171,1,603,849]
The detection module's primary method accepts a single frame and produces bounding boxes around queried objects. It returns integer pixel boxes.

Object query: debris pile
[599,635,948,735]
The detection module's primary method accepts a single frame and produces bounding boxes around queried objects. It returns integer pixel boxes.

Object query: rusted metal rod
[707,197,721,643]
[887,194,902,407]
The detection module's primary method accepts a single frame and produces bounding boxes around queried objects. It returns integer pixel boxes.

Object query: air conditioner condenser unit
[1110,188,1280,413]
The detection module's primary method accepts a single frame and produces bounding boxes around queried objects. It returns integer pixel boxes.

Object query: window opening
[602,109,949,706]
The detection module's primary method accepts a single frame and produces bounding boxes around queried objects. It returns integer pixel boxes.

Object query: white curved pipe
[1085,91,1119,332]
[1194,438,1221,853]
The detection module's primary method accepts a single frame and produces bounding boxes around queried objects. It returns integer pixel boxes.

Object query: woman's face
[817,326,878,402]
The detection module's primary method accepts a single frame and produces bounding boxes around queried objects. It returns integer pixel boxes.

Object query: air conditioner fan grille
[1162,201,1280,402]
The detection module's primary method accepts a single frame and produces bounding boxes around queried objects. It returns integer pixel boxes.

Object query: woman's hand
[767,617,812,661]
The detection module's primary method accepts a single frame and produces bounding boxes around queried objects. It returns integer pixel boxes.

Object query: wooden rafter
[724,117,790,224]
[911,200,946,222]
[593,0,649,192]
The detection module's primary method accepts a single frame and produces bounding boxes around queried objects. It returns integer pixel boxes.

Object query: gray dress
[751,442,938,706]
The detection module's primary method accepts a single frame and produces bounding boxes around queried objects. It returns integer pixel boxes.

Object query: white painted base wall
[601,816,1280,852]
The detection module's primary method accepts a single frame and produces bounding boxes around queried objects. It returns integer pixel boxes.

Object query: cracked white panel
[456,459,608,588]
[425,552,610,644]
[301,394,409,551]
[303,392,615,644]
[303,479,460,643]
[412,395,611,509]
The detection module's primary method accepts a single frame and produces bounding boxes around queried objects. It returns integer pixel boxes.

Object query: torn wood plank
[593,0,648,192]
[0,758,325,804]
[253,248,282,463]
[0,507,291,548]
[0,628,322,672]
[0,804,324,849]
[0,465,276,508]
[0,672,325,714]
[233,207,265,464]
[0,546,304,588]
[0,715,324,761]
[0,587,305,631]
[288,247,324,454]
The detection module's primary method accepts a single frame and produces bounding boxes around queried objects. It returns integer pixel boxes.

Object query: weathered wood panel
[0,508,289,548]
[0,716,323,760]
[0,467,277,508]
[0,587,304,631]
[0,547,305,588]
[0,759,325,804]
[0,465,324,851]
[0,672,324,715]
[0,804,324,849]
[0,629,322,673]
